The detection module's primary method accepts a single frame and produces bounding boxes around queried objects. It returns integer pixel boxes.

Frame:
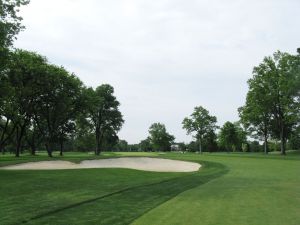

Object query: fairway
[0,152,299,225]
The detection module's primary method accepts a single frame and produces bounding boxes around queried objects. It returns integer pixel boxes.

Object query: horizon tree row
[0,49,124,157]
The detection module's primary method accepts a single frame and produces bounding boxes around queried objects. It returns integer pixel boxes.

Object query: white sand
[1,157,201,172]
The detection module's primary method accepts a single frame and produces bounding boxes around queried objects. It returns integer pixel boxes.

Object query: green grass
[0,151,299,225]
[133,152,300,225]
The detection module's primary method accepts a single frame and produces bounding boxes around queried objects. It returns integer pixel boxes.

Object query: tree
[202,130,218,153]
[218,122,247,152]
[100,128,119,151]
[249,140,262,152]
[234,122,248,150]
[85,84,124,155]
[182,106,218,154]
[5,50,48,157]
[0,77,17,153]
[0,0,29,69]
[148,123,175,151]
[243,51,300,155]
[74,115,95,152]
[128,144,139,152]
[33,63,84,157]
[187,141,198,152]
[288,126,300,150]
[139,138,152,152]
[238,76,273,154]
[177,142,187,152]
[24,120,42,155]
[0,116,15,154]
[1,1,29,153]
[115,140,128,152]
[218,122,237,152]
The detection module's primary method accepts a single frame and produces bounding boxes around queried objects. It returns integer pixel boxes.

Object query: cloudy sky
[15,0,300,144]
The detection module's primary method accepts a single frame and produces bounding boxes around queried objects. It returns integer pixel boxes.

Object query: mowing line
[18,173,196,225]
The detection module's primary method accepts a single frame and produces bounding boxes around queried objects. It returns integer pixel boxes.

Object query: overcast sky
[15,0,300,144]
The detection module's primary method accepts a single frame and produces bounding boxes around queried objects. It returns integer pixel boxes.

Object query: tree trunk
[45,143,53,157]
[15,119,29,157]
[280,126,286,155]
[0,143,4,155]
[0,119,9,155]
[30,136,36,155]
[15,136,21,157]
[96,138,101,155]
[60,141,64,156]
[31,144,36,156]
[15,126,25,157]
[0,119,16,155]
[263,133,268,155]
[198,138,202,154]
[95,128,101,155]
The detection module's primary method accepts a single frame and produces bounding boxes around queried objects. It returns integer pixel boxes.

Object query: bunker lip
[0,157,201,172]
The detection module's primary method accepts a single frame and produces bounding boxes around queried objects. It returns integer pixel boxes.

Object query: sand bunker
[1,157,201,172]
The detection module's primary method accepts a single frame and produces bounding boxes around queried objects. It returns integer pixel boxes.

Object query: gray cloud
[15,0,300,143]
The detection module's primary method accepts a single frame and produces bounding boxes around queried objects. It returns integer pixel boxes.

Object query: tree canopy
[84,84,124,155]
[148,123,175,151]
[239,50,300,155]
[0,0,30,69]
[183,106,218,153]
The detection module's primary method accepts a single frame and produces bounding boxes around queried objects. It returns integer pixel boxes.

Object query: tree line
[0,0,124,157]
[0,49,124,157]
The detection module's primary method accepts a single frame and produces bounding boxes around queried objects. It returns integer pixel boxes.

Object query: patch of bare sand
[1,157,201,172]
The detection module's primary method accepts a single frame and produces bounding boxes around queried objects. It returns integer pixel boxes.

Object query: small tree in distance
[148,123,174,151]
[182,106,218,154]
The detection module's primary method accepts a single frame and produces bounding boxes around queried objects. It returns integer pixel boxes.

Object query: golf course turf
[0,151,299,225]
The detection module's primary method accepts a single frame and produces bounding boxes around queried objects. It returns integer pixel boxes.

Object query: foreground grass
[0,151,299,225]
